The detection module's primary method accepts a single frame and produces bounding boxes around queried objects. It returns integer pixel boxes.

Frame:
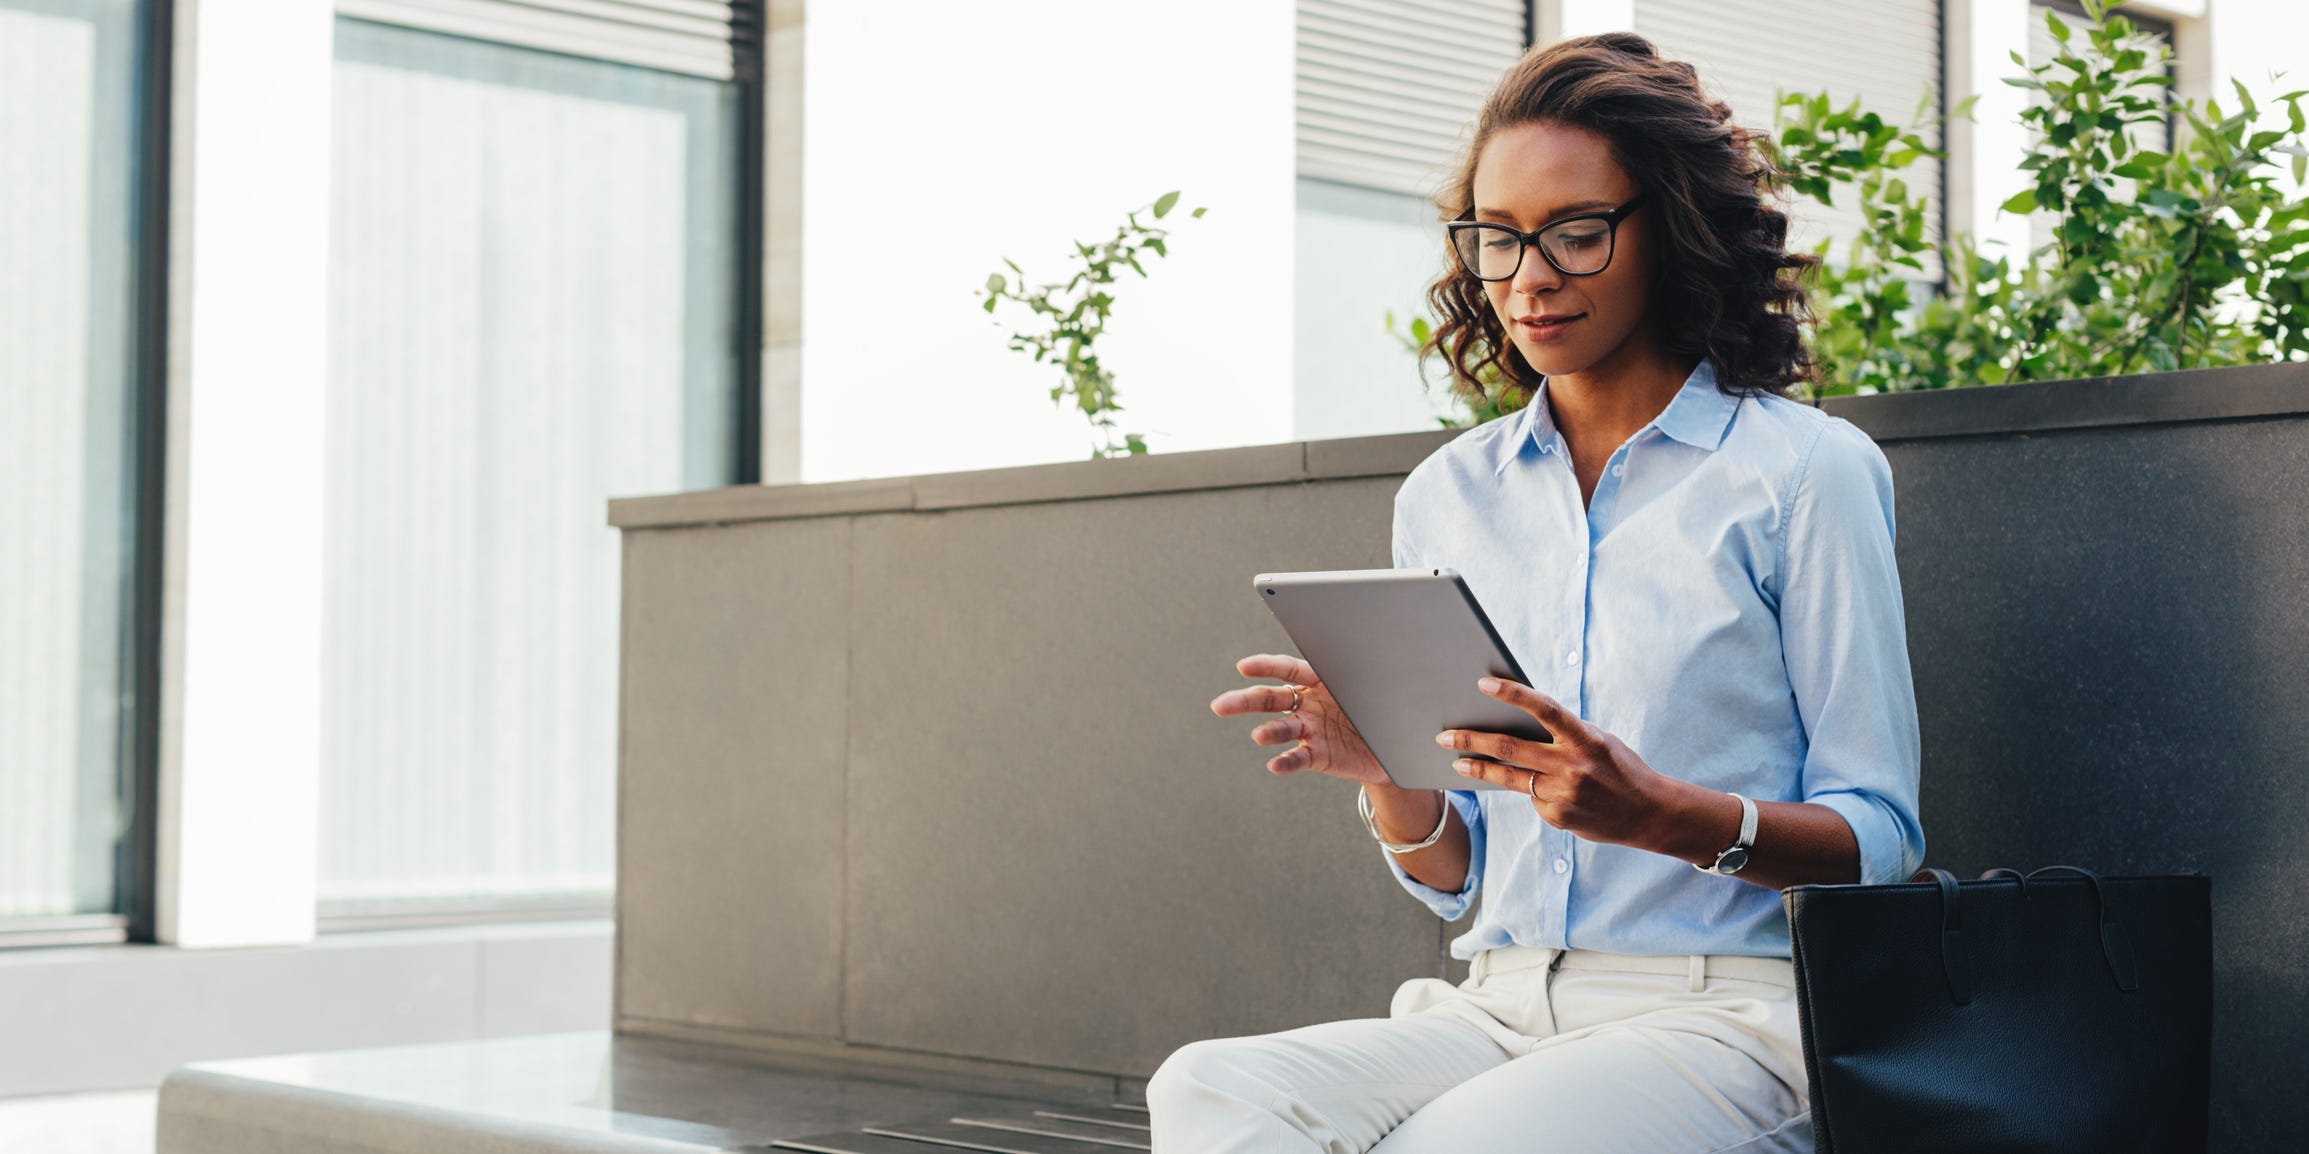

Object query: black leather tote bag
[1783,865,2211,1153]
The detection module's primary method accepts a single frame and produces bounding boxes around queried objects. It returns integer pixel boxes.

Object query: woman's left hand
[1438,676,1681,848]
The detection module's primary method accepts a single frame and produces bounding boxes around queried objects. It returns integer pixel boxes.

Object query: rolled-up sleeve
[1382,490,1484,919]
[1777,419,1927,886]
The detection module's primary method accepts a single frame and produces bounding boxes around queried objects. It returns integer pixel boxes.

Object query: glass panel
[1292,176,1465,442]
[321,18,741,909]
[0,0,146,923]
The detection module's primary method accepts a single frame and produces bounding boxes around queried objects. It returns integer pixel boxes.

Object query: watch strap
[1692,791,1758,874]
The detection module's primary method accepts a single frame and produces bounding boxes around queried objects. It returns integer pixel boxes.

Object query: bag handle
[1972,864,2140,992]
[1921,867,1972,1005]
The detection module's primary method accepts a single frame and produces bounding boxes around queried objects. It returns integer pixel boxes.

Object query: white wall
[800,0,1295,482]
[159,0,333,949]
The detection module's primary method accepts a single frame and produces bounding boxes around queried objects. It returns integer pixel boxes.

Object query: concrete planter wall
[612,360,2307,1143]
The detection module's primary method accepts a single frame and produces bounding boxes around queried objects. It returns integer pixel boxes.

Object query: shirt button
[1553,858,1569,874]
[1563,650,1579,666]
[1610,463,1626,477]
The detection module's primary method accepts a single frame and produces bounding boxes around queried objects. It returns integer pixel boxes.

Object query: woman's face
[1469,120,1655,379]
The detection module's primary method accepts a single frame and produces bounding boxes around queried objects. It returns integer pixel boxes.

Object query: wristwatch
[1693,791,1758,876]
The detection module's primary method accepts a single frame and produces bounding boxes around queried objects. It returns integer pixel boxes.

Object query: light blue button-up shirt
[1385,358,1925,960]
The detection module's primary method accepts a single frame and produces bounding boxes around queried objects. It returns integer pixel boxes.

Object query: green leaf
[982,295,998,314]
[986,273,1006,293]
[2232,78,2259,118]
[1152,190,1180,219]
[2046,10,2070,42]
[2000,189,2041,215]
[1191,206,1207,218]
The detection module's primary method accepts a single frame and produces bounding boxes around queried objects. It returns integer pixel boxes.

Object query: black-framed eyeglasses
[1445,195,1645,281]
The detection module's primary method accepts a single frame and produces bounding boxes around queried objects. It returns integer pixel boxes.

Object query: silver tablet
[1252,567,1552,793]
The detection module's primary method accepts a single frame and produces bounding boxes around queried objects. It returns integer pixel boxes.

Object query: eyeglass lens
[1455,217,1616,280]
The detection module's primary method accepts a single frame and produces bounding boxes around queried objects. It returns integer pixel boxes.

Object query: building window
[1293,0,1529,440]
[0,0,154,941]
[318,17,744,915]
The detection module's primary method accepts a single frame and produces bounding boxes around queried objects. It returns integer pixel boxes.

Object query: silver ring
[1527,768,1543,799]
[1284,683,1305,716]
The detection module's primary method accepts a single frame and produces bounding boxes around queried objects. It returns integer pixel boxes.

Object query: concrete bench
[157,1031,1153,1154]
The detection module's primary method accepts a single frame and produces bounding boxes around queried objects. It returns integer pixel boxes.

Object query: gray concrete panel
[616,519,851,1039]
[841,478,1447,1075]
[1304,427,1458,480]
[1880,413,2309,1150]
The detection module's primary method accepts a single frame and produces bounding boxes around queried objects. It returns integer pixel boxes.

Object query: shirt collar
[1492,359,1739,476]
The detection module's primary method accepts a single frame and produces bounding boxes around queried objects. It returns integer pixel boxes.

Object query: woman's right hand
[1209,654,1390,787]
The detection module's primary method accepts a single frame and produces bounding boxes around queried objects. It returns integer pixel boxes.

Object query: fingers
[1266,741,1313,776]
[1210,682,1303,718]
[1475,676,1595,748]
[1435,725,1558,771]
[1248,714,1306,747]
[1236,653,1318,688]
[1452,754,1535,792]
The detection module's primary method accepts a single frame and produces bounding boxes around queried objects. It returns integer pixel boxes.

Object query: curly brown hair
[1421,32,1818,407]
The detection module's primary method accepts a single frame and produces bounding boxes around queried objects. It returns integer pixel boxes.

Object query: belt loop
[1688,954,1706,993]
[1472,948,1491,985]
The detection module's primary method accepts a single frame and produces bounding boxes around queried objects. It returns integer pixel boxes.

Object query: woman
[1149,32,1926,1154]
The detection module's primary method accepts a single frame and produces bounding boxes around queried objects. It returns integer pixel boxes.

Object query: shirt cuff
[1381,791,1482,920]
[1807,788,1916,886]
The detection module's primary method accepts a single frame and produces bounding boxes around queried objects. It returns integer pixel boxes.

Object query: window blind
[1635,0,1944,268]
[335,0,751,79]
[1297,0,1530,198]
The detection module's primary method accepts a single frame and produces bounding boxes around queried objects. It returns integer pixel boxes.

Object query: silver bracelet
[1358,786,1451,855]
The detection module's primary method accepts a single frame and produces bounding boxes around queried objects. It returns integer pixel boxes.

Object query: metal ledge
[607,363,2308,530]
[1821,360,2309,443]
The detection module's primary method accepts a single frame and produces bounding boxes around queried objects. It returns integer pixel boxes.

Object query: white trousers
[1144,945,1814,1154]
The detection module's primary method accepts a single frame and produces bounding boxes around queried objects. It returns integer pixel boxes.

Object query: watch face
[1717,846,1751,874]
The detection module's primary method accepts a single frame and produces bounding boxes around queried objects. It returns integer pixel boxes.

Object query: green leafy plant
[1400,0,2308,420]
[1778,0,2309,394]
[979,191,1207,458]
[1766,88,1983,394]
